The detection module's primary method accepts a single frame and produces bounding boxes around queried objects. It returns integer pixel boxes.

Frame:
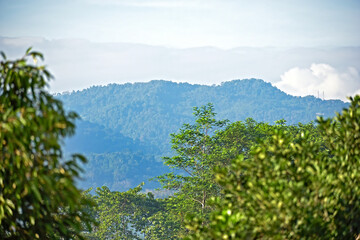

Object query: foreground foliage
[86,105,326,239]
[185,96,360,239]
[0,50,95,239]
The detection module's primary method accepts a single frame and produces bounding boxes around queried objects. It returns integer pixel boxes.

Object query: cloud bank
[1,37,360,101]
[276,64,360,101]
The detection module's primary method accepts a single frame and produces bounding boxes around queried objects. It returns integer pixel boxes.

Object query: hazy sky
[1,0,360,100]
[1,0,360,48]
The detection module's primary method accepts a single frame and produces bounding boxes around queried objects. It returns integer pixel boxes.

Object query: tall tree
[0,50,95,239]
[154,103,228,237]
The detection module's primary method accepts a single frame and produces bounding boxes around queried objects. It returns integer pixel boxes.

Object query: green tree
[0,50,95,239]
[154,103,228,238]
[151,106,320,239]
[185,96,360,239]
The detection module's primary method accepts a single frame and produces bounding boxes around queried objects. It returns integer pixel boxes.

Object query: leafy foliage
[151,105,321,239]
[185,96,360,239]
[0,50,95,239]
[75,103,330,239]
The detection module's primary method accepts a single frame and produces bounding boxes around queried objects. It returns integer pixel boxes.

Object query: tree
[185,96,360,239]
[152,105,320,239]
[153,103,228,238]
[0,50,95,239]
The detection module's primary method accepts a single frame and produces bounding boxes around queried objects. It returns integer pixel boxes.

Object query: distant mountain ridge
[58,79,348,191]
[59,79,347,150]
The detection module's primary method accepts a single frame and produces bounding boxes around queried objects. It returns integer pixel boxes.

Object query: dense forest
[57,79,348,191]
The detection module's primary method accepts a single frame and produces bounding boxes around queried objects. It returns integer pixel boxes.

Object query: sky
[1,0,360,100]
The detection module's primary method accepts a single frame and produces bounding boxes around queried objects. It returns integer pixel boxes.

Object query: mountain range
[57,79,348,191]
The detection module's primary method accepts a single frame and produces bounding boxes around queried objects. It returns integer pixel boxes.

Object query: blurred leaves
[0,50,96,239]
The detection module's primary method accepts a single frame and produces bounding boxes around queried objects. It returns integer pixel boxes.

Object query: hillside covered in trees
[57,79,348,191]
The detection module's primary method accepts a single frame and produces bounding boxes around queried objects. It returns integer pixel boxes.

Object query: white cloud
[276,64,360,101]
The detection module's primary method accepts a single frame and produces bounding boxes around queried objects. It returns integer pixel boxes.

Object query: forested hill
[57,79,348,191]
[59,79,346,151]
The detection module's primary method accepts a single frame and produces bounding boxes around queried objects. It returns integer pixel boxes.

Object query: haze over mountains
[1,37,359,100]
[57,79,348,191]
